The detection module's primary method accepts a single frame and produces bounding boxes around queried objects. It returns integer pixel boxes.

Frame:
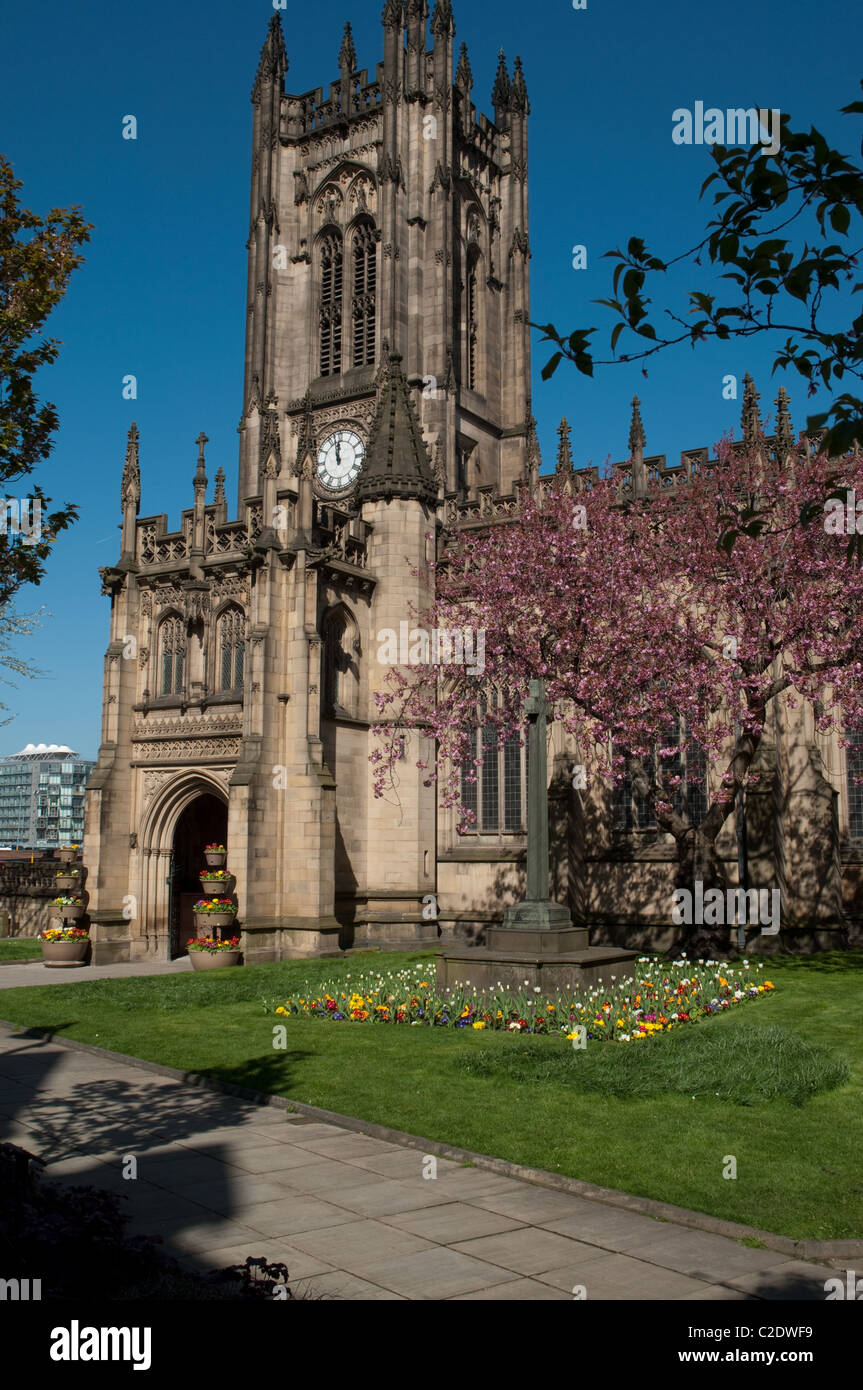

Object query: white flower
[534,986,541,993]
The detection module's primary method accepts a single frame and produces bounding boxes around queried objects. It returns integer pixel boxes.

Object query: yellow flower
[472,1021,486,1030]
[275,1006,286,1015]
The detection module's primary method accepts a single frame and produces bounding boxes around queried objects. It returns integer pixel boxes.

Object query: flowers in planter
[193,898,238,914]
[199,869,232,881]
[55,867,80,876]
[187,935,241,952]
[271,959,776,1041]
[40,926,89,941]
[204,843,226,853]
[52,896,84,906]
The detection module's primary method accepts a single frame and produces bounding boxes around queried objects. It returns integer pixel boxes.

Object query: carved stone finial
[556,418,573,474]
[121,421,140,513]
[195,432,208,482]
[253,14,287,97]
[339,22,356,72]
[492,50,510,114]
[214,466,226,506]
[741,373,762,448]
[774,385,794,461]
[509,56,529,114]
[456,42,473,93]
[381,0,403,30]
[628,396,645,456]
[430,0,454,38]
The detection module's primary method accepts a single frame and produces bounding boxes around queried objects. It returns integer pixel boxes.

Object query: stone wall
[0,862,63,938]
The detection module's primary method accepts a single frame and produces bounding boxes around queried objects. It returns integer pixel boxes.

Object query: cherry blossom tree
[371,438,863,893]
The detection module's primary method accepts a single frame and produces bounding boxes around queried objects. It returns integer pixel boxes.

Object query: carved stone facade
[84,9,860,967]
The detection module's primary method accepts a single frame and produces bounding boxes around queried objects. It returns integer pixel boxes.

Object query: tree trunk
[672,826,729,958]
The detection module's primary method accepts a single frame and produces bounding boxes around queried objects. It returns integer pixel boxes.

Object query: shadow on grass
[767,950,863,976]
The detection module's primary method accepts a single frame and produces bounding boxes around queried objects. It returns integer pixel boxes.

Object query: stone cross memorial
[437,677,639,991]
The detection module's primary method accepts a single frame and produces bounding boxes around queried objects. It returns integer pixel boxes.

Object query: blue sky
[0,0,859,759]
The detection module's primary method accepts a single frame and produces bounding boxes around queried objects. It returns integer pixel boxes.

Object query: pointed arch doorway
[169,792,228,957]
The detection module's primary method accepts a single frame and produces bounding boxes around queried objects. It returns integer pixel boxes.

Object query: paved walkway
[0,1029,842,1300]
[0,958,193,988]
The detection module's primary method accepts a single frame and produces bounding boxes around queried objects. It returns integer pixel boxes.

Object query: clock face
[316,429,365,492]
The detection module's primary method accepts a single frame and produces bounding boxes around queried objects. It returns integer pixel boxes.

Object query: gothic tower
[84,8,534,964]
[239,5,533,504]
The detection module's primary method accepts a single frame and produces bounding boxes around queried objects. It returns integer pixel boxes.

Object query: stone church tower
[85,6,536,962]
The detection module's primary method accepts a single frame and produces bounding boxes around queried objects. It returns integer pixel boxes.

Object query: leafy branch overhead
[0,155,92,604]
[536,88,863,456]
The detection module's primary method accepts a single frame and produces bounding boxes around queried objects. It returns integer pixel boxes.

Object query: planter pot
[57,849,77,865]
[204,851,227,869]
[41,939,89,968]
[55,875,80,892]
[57,904,85,922]
[193,912,238,931]
[188,949,241,971]
[199,876,233,894]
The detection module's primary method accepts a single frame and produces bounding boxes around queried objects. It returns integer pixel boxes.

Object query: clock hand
[335,441,341,470]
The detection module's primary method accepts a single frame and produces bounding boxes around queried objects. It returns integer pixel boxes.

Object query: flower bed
[193,898,237,915]
[273,957,775,1040]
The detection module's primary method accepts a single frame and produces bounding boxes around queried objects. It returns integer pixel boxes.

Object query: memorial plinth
[437,679,638,993]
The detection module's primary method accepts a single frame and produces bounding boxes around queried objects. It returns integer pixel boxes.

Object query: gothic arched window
[158,613,186,697]
[319,231,343,377]
[218,605,246,691]
[460,697,526,836]
[846,731,863,838]
[351,221,376,367]
[322,606,360,719]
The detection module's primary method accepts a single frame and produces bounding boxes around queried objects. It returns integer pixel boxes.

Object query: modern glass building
[0,744,95,849]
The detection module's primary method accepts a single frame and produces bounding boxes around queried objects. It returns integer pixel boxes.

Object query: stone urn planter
[40,931,90,968]
[199,873,234,895]
[204,847,227,869]
[188,948,242,971]
[193,907,238,932]
[55,872,81,892]
[54,899,85,922]
[57,847,78,865]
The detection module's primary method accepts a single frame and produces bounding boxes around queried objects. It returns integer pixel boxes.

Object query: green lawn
[1,949,860,1241]
[0,938,42,961]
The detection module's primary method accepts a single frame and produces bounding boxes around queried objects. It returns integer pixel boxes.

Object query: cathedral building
[84,7,861,964]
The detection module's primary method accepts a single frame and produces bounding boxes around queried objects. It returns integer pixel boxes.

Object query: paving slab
[536,1252,716,1300]
[320,1177,455,1218]
[455,1277,573,1300]
[381,1200,527,1244]
[359,1245,521,1299]
[622,1229,790,1281]
[287,1217,438,1272]
[451,1227,599,1277]
[238,1194,359,1238]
